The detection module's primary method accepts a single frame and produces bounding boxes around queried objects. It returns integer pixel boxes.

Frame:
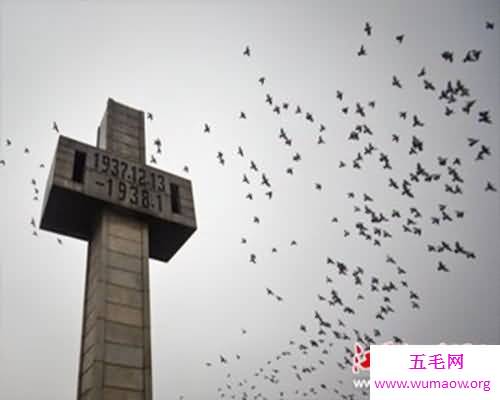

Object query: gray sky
[1,1,499,399]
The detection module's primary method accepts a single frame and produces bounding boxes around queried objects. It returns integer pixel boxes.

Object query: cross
[40,98,197,400]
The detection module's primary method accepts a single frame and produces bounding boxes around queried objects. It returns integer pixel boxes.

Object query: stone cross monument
[40,98,197,400]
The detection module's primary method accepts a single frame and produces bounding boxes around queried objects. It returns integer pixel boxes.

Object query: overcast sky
[1,1,499,399]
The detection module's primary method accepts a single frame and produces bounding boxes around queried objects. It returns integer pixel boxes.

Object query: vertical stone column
[77,209,152,400]
[77,99,152,400]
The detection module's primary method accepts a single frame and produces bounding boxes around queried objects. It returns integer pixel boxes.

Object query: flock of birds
[0,17,497,400]
[191,20,496,400]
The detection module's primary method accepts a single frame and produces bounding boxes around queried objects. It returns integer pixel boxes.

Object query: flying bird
[412,115,424,127]
[392,75,402,88]
[153,138,162,153]
[364,22,372,36]
[485,181,497,192]
[437,261,450,272]
[423,79,435,90]
[478,110,491,124]
[462,100,476,114]
[441,51,454,62]
[216,151,225,165]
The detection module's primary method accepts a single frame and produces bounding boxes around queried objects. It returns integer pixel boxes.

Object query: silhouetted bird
[463,49,482,63]
[478,110,491,124]
[412,115,424,127]
[154,138,162,153]
[462,100,476,114]
[392,75,402,88]
[243,46,250,56]
[437,261,449,272]
[52,121,59,133]
[261,174,271,187]
[216,152,225,165]
[423,79,435,90]
[364,22,372,36]
[441,51,453,62]
[485,181,497,192]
